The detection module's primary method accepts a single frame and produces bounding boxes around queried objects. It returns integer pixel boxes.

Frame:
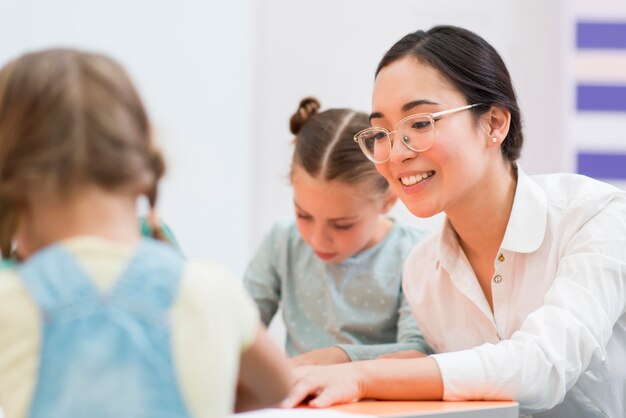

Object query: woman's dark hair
[289,97,389,198]
[377,25,523,162]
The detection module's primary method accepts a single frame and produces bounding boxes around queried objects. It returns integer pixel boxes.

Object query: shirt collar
[500,165,547,253]
[438,165,548,260]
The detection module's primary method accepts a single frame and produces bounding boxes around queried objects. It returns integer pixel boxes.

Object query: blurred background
[1,0,624,325]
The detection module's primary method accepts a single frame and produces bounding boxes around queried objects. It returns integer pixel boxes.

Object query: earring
[491,137,498,144]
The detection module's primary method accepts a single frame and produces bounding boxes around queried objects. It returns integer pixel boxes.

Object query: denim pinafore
[17,239,191,418]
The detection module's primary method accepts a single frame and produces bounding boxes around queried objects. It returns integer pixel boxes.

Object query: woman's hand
[283,357,444,408]
[281,363,365,408]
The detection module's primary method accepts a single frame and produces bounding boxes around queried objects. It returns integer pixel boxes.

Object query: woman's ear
[380,191,398,214]
[483,106,511,147]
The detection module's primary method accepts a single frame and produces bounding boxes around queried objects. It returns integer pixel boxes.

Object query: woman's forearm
[357,357,443,400]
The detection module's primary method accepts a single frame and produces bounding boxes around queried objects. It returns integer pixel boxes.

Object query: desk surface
[235,401,519,418]
[329,400,519,418]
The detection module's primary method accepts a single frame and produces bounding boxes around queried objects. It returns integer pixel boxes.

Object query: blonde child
[0,48,291,418]
[244,97,430,366]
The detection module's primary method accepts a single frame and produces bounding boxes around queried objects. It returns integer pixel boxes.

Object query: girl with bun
[244,97,430,366]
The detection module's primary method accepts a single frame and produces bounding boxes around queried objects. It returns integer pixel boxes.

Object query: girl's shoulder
[176,258,259,334]
[0,262,19,291]
[0,260,19,298]
[268,219,300,238]
[261,220,307,250]
[389,220,430,246]
[365,220,431,262]
[0,263,38,322]
[180,259,239,293]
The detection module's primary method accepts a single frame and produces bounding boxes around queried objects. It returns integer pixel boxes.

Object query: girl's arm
[236,326,293,412]
[289,346,351,366]
[282,357,443,408]
[289,295,430,366]
[331,227,432,362]
[243,226,284,326]
[334,294,431,362]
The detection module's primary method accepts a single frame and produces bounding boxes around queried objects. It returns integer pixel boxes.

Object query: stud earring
[491,137,498,144]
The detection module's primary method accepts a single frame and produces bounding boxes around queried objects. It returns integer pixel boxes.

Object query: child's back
[0,48,290,417]
[0,237,257,418]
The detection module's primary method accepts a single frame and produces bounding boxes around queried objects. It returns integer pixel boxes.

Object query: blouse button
[493,275,503,284]
[498,253,505,262]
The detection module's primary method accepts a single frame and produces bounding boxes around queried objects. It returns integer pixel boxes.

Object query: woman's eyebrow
[401,99,439,113]
[369,111,384,122]
[369,99,440,122]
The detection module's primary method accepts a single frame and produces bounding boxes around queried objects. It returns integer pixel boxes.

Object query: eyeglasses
[353,103,482,164]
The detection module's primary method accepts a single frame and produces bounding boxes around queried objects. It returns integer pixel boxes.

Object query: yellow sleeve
[170,260,260,418]
[0,270,41,418]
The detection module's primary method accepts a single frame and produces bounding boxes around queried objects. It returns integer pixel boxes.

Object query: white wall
[1,0,577,278]
[0,0,256,278]
[252,0,572,248]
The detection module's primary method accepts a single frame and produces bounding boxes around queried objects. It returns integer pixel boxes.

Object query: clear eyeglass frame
[353,103,482,164]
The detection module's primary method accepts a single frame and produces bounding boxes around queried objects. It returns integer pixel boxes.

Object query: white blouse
[403,167,626,418]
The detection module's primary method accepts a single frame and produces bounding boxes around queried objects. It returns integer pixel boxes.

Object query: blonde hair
[0,49,165,257]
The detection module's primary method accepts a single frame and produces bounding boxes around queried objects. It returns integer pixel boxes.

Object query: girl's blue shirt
[244,219,431,360]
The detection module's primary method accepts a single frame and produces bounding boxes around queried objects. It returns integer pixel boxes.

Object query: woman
[282,25,626,418]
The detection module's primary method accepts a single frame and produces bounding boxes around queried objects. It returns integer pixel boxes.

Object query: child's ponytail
[145,145,172,244]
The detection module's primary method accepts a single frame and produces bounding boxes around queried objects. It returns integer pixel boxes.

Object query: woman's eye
[411,121,431,130]
[333,224,354,231]
[373,131,388,141]
[296,213,312,220]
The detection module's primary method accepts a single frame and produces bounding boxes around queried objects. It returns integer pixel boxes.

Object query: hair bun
[289,97,321,135]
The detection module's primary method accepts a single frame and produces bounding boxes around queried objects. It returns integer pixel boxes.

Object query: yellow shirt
[0,236,259,418]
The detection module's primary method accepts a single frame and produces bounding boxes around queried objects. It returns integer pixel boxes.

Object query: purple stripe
[577,22,626,49]
[577,152,626,180]
[577,85,626,111]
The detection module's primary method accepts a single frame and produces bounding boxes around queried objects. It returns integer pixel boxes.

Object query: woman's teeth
[400,171,435,186]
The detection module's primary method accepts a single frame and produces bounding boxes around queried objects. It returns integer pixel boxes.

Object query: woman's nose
[389,132,418,163]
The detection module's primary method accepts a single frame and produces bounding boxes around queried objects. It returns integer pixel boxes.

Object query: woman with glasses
[283,26,626,418]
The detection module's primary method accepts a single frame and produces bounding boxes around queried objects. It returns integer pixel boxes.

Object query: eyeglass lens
[358,115,434,162]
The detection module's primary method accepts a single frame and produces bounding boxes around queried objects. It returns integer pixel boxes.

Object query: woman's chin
[406,203,440,219]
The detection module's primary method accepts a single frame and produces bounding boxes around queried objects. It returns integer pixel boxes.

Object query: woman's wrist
[356,356,443,400]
